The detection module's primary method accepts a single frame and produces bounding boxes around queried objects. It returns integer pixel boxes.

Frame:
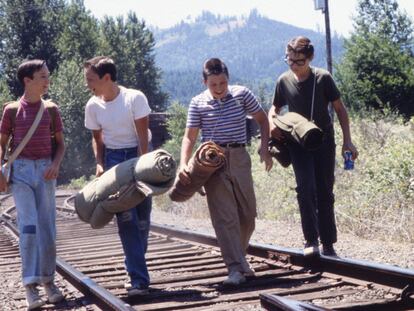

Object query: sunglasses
[284,57,307,66]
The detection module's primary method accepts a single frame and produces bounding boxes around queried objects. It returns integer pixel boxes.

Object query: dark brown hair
[84,56,117,81]
[286,36,314,58]
[17,59,46,86]
[202,58,229,80]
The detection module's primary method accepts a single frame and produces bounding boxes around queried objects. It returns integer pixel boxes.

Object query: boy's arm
[134,115,149,155]
[0,133,9,164]
[0,133,10,191]
[44,131,66,180]
[332,98,358,160]
[92,129,105,177]
[251,110,273,172]
[178,127,199,185]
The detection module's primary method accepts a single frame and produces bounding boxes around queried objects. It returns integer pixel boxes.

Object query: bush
[154,111,414,243]
[161,101,189,162]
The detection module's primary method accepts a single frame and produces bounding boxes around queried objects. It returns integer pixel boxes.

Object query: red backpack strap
[2,101,19,135]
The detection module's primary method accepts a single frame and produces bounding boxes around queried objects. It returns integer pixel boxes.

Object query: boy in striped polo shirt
[178,58,272,286]
[0,59,66,309]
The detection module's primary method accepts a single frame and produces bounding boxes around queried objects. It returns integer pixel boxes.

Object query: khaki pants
[204,147,256,274]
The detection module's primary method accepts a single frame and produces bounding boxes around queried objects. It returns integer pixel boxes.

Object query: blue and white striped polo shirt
[186,85,262,144]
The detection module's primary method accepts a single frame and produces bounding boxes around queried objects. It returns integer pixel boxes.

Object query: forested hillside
[154,10,344,105]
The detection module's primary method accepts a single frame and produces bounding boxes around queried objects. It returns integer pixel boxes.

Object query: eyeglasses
[284,57,307,66]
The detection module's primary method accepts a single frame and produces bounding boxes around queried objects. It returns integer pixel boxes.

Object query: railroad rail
[1,191,414,310]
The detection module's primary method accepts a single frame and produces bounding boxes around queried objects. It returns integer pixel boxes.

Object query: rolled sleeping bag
[74,149,177,228]
[273,112,323,151]
[169,141,225,202]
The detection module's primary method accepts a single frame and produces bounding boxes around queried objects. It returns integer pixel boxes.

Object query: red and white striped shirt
[0,99,63,160]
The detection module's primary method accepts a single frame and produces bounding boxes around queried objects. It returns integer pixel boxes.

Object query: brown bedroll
[169,141,225,202]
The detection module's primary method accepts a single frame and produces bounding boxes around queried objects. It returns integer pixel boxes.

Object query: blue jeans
[11,158,56,286]
[287,130,337,245]
[105,147,152,288]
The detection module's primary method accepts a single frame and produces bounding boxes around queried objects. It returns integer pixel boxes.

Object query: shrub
[154,112,414,243]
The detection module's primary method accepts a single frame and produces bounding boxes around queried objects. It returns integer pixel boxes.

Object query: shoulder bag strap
[310,67,317,122]
[5,100,45,167]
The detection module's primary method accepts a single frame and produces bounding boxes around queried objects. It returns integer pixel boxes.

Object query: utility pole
[314,0,333,73]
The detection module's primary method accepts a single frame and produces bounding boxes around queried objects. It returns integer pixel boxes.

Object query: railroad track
[1,191,414,310]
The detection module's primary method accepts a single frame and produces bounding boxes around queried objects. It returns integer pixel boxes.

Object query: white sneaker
[304,241,320,257]
[44,282,64,303]
[223,271,246,286]
[25,284,45,310]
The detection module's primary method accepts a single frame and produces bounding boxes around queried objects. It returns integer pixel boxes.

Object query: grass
[69,112,414,243]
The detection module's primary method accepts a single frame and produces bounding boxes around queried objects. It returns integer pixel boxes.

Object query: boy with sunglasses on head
[268,36,358,257]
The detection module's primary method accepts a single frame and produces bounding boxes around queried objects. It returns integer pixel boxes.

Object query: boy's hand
[270,125,284,141]
[178,165,191,185]
[342,142,358,160]
[44,164,60,180]
[95,163,104,177]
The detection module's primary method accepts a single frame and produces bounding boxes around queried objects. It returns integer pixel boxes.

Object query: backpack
[3,100,58,159]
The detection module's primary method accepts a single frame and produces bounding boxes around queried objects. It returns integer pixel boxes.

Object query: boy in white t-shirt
[84,56,152,296]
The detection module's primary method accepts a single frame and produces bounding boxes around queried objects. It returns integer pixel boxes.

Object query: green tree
[48,59,95,182]
[0,0,65,96]
[162,101,189,161]
[335,0,414,117]
[55,0,99,62]
[0,78,13,104]
[353,0,414,50]
[98,12,168,111]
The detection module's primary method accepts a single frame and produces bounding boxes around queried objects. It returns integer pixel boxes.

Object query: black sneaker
[127,285,149,297]
[303,241,320,257]
[322,244,338,257]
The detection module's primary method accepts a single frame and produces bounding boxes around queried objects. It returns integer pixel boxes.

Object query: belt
[218,143,246,148]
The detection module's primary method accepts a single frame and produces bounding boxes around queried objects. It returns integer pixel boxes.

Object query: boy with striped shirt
[178,58,272,285]
[0,59,66,309]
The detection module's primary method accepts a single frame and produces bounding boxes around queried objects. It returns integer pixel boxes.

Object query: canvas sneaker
[322,244,338,257]
[25,284,45,310]
[303,240,320,257]
[44,282,64,303]
[242,261,255,277]
[223,271,246,286]
[127,285,149,297]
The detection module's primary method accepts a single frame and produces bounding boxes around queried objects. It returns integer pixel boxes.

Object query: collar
[205,88,232,103]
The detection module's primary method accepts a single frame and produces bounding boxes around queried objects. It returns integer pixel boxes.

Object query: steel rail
[150,223,414,298]
[0,194,134,311]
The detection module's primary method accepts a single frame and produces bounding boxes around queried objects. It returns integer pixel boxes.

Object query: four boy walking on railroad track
[0,59,66,309]
[83,56,152,296]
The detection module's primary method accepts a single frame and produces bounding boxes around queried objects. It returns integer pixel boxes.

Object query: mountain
[153,10,344,106]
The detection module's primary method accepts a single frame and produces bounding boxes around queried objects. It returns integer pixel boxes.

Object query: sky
[83,0,414,37]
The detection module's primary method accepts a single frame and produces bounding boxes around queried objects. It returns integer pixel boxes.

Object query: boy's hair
[84,56,117,81]
[286,36,314,58]
[202,58,229,80]
[17,59,46,86]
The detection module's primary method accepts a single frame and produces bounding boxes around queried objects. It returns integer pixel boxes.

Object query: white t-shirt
[85,86,151,149]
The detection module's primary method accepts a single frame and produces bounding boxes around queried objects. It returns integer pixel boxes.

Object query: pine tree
[48,59,95,181]
[98,12,168,111]
[335,0,414,117]
[0,0,65,96]
[55,0,99,62]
